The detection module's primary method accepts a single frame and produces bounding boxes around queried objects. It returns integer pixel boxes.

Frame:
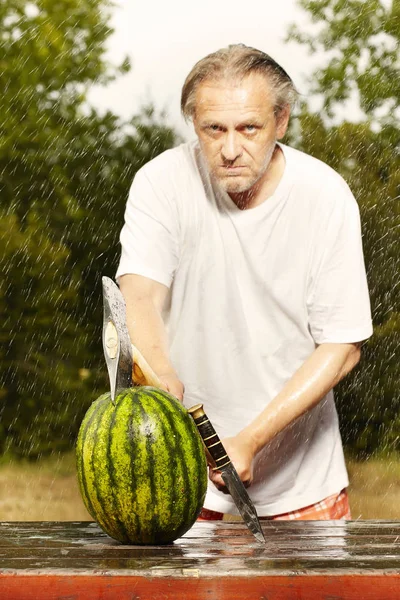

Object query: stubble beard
[212,142,278,205]
[217,169,260,194]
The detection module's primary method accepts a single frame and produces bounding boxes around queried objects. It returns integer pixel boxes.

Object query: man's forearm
[242,342,361,454]
[124,294,174,376]
[118,275,182,398]
[119,274,184,400]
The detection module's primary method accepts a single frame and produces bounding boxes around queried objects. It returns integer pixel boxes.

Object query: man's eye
[245,125,256,132]
[209,125,221,131]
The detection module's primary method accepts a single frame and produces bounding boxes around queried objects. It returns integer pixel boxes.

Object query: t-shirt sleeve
[307,180,373,345]
[116,167,180,288]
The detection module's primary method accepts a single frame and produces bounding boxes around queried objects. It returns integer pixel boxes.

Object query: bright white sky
[87,0,321,138]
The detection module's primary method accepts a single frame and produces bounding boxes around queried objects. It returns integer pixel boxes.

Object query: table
[0,521,399,599]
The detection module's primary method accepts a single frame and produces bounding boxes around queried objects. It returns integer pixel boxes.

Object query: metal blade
[102,276,133,403]
[221,465,265,543]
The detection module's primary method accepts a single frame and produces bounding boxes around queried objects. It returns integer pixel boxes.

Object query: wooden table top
[0,520,399,599]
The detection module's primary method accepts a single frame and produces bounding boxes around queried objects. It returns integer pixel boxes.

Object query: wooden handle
[188,404,230,471]
[131,344,165,389]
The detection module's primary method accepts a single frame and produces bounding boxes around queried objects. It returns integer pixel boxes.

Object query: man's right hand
[159,373,184,402]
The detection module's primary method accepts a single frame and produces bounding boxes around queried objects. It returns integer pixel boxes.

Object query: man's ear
[276,104,291,139]
[192,113,200,136]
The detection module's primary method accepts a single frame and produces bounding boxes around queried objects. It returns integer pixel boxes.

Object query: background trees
[288,0,399,454]
[0,0,398,458]
[0,0,179,456]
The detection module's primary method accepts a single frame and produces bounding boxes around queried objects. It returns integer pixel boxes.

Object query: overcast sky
[87,0,322,138]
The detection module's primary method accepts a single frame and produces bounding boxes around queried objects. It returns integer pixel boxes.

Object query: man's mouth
[219,165,247,172]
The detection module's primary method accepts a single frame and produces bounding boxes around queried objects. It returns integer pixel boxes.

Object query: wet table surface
[0,520,399,599]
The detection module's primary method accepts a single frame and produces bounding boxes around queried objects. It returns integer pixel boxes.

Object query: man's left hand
[208,432,257,494]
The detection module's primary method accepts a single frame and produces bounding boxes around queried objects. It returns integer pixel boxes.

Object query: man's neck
[229,145,286,210]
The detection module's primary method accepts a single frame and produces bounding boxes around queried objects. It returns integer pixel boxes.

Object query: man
[116,44,373,520]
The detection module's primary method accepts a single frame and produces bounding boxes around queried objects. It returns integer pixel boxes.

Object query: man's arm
[209,342,361,490]
[119,273,184,400]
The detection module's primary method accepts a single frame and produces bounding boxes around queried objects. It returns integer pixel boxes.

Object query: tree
[0,0,179,456]
[0,213,84,455]
[287,0,400,455]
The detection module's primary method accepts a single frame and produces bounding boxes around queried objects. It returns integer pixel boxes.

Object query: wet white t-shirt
[116,141,373,516]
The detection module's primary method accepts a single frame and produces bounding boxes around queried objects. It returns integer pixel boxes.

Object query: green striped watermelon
[76,386,207,545]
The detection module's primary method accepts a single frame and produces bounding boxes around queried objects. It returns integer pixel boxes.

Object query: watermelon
[76,386,208,545]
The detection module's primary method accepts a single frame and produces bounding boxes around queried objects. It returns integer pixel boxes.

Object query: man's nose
[221,132,242,162]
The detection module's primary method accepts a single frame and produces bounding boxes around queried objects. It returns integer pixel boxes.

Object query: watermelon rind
[76,386,208,545]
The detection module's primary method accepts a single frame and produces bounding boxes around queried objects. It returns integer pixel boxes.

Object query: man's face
[193,73,289,196]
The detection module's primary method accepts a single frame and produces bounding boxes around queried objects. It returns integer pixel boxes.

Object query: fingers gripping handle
[188,404,231,471]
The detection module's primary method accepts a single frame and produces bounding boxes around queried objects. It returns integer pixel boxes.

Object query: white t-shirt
[116,140,373,516]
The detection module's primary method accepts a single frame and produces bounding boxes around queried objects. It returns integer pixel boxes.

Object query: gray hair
[181,44,298,121]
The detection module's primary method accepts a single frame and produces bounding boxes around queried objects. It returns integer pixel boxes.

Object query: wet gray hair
[181,44,298,121]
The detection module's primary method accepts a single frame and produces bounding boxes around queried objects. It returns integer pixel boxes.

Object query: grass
[0,453,90,521]
[347,456,400,520]
[0,452,398,521]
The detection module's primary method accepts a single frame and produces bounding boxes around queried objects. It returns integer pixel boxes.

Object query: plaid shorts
[198,488,351,521]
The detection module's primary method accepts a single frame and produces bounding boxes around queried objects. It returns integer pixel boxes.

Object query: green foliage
[2,0,398,461]
[0,212,85,456]
[287,0,400,455]
[288,0,399,122]
[0,0,179,457]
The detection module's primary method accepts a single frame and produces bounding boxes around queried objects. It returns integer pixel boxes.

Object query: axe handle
[131,344,165,388]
